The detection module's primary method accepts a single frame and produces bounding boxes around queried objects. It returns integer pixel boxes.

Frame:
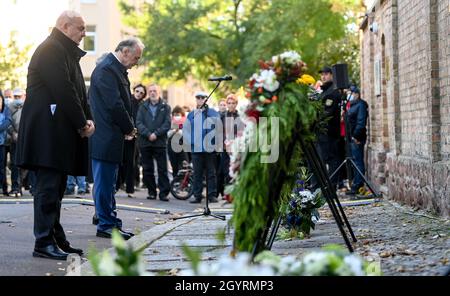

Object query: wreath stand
[251,126,357,258]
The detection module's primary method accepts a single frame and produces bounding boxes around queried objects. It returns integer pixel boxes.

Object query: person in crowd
[310,66,342,191]
[116,83,147,197]
[217,94,242,199]
[16,11,95,260]
[89,38,143,240]
[65,175,87,195]
[3,89,12,103]
[218,99,227,116]
[183,91,221,204]
[3,88,25,196]
[345,87,369,196]
[0,92,12,198]
[136,83,171,201]
[167,105,187,178]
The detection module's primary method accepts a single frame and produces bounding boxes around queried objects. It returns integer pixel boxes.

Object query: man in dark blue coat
[16,11,95,260]
[346,87,369,196]
[89,38,144,240]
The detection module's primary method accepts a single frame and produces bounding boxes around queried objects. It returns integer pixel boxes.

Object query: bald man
[16,11,95,260]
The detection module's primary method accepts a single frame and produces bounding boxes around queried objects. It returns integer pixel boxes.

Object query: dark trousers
[168,144,187,177]
[192,153,217,200]
[140,146,170,197]
[0,146,5,194]
[9,143,21,192]
[92,159,122,232]
[350,141,366,191]
[116,140,136,193]
[310,134,341,190]
[33,168,68,248]
[216,152,230,197]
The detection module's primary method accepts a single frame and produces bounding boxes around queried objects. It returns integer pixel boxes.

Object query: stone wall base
[368,148,450,217]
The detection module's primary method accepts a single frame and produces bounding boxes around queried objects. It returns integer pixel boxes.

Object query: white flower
[272,51,302,65]
[343,255,365,276]
[253,69,280,92]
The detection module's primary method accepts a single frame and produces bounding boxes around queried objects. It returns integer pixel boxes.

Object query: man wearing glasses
[183,91,221,204]
[16,11,94,260]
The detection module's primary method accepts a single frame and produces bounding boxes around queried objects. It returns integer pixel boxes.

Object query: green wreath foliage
[231,82,321,252]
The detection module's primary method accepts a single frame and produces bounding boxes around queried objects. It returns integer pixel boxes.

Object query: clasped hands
[79,120,95,138]
[125,128,138,141]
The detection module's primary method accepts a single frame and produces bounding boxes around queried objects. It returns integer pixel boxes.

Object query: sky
[0,0,69,47]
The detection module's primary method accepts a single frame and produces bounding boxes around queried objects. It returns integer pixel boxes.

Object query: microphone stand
[174,80,226,221]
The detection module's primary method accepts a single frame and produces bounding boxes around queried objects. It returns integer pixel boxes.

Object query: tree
[0,32,31,89]
[120,0,363,91]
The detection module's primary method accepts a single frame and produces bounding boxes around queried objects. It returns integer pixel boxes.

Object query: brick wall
[361,0,450,216]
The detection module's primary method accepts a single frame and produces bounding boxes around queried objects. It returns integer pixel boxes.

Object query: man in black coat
[89,38,143,240]
[136,84,171,201]
[310,66,342,190]
[16,11,95,260]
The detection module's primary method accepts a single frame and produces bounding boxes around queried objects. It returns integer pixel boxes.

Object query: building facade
[360,0,450,216]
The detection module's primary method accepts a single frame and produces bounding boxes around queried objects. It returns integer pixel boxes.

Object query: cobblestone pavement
[80,199,449,276]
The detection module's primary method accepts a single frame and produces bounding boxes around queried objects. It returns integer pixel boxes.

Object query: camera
[369,22,379,33]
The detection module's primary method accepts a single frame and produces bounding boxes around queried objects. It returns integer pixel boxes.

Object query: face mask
[349,95,355,101]
[14,99,24,106]
[174,116,182,121]
[5,98,12,105]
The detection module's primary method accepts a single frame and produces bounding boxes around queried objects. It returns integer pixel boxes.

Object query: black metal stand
[330,96,380,199]
[250,128,357,259]
[174,81,226,222]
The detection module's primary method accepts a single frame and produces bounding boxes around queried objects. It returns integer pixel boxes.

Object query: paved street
[79,199,449,276]
[0,188,225,276]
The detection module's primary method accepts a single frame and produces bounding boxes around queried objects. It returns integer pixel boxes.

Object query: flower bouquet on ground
[278,168,326,239]
[227,51,322,252]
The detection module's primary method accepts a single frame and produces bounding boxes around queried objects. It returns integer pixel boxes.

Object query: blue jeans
[192,153,217,200]
[351,141,366,191]
[66,176,86,193]
[92,159,122,232]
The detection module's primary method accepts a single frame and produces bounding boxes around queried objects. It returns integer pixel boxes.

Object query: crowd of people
[0,10,368,260]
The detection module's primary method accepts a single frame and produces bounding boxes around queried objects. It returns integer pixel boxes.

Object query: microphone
[208,75,233,82]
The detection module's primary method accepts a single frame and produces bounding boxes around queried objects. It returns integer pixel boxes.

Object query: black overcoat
[88,53,134,164]
[16,28,92,175]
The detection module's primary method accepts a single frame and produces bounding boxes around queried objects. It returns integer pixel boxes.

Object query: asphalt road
[0,189,212,276]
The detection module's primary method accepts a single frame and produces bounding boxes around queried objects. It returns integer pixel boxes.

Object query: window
[83,25,97,54]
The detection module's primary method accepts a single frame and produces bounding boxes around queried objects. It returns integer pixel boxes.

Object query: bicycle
[170,161,194,200]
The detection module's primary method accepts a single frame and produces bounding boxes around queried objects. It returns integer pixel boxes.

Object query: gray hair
[55,10,83,29]
[115,38,145,54]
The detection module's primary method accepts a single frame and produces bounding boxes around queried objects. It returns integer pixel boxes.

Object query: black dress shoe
[208,197,218,203]
[96,229,132,240]
[58,242,84,256]
[33,245,69,260]
[189,198,202,204]
[147,195,156,200]
[119,228,135,237]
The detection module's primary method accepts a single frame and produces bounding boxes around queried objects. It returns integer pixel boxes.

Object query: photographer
[345,87,368,196]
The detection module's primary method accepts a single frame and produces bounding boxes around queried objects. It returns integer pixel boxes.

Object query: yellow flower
[297,74,316,86]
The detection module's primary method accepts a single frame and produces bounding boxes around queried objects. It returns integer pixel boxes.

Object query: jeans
[350,141,366,191]
[192,153,217,200]
[66,176,86,193]
[0,146,5,193]
[92,159,122,232]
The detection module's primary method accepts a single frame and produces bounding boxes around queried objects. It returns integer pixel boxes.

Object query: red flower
[246,92,252,98]
[245,109,261,122]
[257,87,263,94]
[258,60,270,70]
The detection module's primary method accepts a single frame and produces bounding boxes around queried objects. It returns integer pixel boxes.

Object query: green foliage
[88,230,151,276]
[0,32,31,89]
[181,244,202,274]
[231,83,321,252]
[119,0,363,91]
